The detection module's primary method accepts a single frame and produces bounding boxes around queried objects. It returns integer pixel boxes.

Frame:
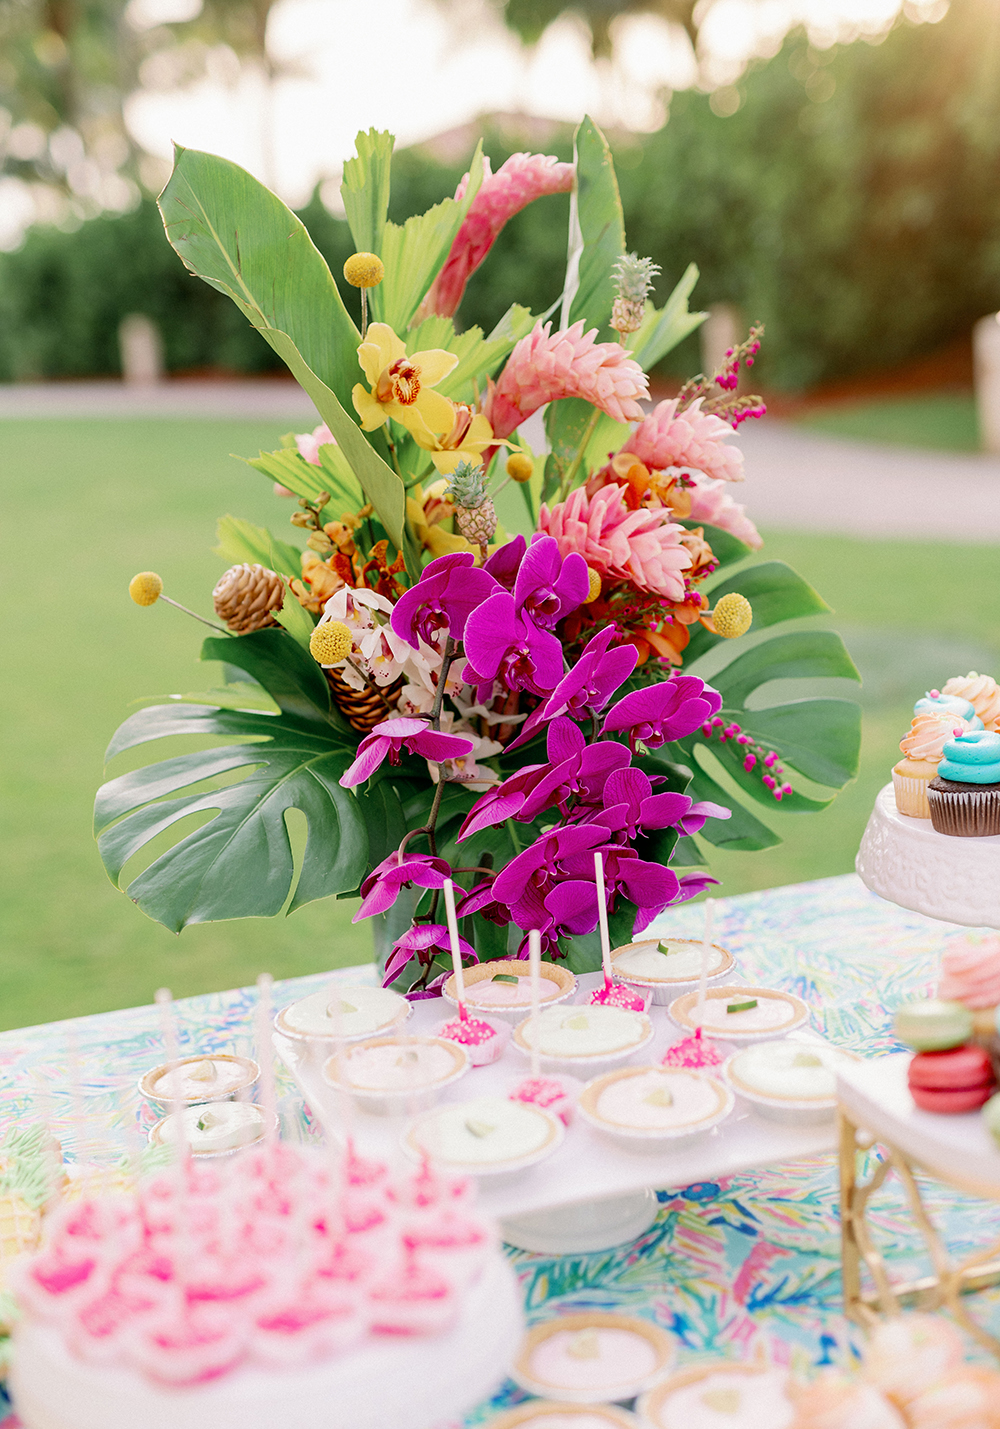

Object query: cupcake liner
[926,781,1000,837]
[892,770,933,819]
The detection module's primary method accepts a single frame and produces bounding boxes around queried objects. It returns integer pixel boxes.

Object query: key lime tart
[488,1404,641,1428]
[403,1095,563,1176]
[511,1312,674,1404]
[148,1102,273,1157]
[668,986,809,1044]
[139,1055,260,1109]
[723,1040,860,1124]
[611,938,735,1003]
[322,1035,469,1113]
[512,1004,653,1075]
[10,1143,521,1429]
[577,1067,734,1145]
[637,1363,793,1429]
[442,960,576,1024]
[274,984,411,1050]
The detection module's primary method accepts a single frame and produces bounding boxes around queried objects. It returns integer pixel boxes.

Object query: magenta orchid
[602,676,723,752]
[514,536,590,629]
[381,923,477,991]
[354,850,453,921]
[508,625,638,749]
[340,717,474,788]
[390,552,499,649]
[462,592,564,699]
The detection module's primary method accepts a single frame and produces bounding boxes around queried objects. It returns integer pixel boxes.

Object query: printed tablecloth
[3,872,1000,1423]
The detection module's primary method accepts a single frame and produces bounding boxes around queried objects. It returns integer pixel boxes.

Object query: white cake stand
[856,783,1000,928]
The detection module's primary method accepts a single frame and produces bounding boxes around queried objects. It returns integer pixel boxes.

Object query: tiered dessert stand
[842,783,1000,1352]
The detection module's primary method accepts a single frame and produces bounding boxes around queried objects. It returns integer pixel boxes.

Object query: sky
[122,0,941,209]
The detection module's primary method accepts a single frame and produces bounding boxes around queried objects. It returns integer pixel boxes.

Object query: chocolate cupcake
[927,730,1000,836]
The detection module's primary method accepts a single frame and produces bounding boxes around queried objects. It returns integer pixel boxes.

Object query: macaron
[907,1044,995,1113]
[894,999,973,1052]
[982,1090,1000,1147]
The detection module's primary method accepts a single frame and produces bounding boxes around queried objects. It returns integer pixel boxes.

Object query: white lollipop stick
[255,974,278,1147]
[155,987,187,1155]
[528,929,542,1080]
[442,879,467,1020]
[594,851,613,988]
[696,898,714,1034]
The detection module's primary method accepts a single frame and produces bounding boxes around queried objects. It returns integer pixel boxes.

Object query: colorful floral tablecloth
[3,871,1000,1424]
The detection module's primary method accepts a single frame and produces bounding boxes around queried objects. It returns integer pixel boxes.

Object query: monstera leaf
[93,631,370,932]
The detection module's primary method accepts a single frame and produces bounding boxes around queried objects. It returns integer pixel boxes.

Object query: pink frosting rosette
[942,672,1000,730]
[899,712,971,764]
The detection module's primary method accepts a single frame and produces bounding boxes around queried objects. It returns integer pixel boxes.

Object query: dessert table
[3,872,1000,1425]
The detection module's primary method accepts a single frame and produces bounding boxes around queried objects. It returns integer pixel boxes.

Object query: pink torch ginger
[419,153,574,320]
[687,473,763,550]
[483,320,648,440]
[622,397,745,484]
[538,483,692,601]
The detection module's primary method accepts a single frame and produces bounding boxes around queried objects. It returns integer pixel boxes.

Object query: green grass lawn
[795,391,980,451]
[3,418,1000,1032]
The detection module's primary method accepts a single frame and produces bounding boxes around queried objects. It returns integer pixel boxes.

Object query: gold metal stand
[839,1110,1000,1357]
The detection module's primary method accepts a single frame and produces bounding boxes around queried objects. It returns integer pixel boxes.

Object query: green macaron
[894,998,973,1052]
[983,1091,1000,1147]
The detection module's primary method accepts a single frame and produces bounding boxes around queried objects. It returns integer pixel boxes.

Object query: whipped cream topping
[616,941,725,981]
[149,1056,254,1103]
[468,975,563,1008]
[651,1369,793,1429]
[594,1069,724,1131]
[899,713,972,764]
[529,1326,659,1394]
[279,985,408,1040]
[330,1039,461,1092]
[410,1095,554,1167]
[693,993,797,1033]
[518,1005,649,1058]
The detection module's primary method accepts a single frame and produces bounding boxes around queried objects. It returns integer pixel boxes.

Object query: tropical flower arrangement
[97,119,861,994]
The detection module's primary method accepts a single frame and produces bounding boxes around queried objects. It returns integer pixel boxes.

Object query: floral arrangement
[97,119,860,994]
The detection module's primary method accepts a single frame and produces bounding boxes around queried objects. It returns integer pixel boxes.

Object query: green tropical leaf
[213,515,303,581]
[245,444,363,514]
[542,398,630,502]
[200,629,339,726]
[341,128,393,257]
[271,583,316,649]
[733,699,862,788]
[686,730,834,814]
[685,761,782,851]
[159,145,360,412]
[561,116,625,337]
[371,145,485,332]
[708,629,861,709]
[356,779,408,872]
[684,561,831,663]
[630,263,707,372]
[679,519,752,571]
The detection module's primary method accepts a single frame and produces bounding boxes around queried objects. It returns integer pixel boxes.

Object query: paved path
[3,380,1000,539]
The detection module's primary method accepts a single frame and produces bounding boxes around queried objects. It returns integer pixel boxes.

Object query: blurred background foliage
[3,0,1000,389]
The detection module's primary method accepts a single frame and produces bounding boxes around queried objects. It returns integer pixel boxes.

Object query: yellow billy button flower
[309,621,353,665]
[343,252,384,289]
[351,323,457,438]
[712,592,753,639]
[585,568,603,603]
[506,452,534,483]
[129,571,163,606]
[409,401,498,476]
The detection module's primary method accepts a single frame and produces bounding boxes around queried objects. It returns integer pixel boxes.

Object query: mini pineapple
[212,563,285,634]
[611,253,661,338]
[446,460,496,556]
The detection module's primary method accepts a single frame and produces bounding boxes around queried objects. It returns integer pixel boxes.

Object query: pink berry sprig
[700,714,793,802]
[676,322,767,428]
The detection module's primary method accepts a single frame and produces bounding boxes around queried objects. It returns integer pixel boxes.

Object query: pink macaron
[908,1044,995,1113]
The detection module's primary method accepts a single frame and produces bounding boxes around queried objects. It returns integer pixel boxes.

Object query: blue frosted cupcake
[914,689,984,729]
[927,730,1000,836]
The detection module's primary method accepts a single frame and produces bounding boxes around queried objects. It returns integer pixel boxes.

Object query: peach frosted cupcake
[893,713,972,818]
[942,671,1000,730]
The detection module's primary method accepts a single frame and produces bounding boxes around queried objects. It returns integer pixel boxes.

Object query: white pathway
[3,380,1000,539]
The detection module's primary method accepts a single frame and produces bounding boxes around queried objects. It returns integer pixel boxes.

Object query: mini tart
[577,1066,734,1143]
[402,1094,563,1176]
[512,1004,653,1070]
[487,1403,641,1428]
[274,983,410,1045]
[148,1101,272,1157]
[638,1363,794,1429]
[723,1040,860,1123]
[611,938,735,1003]
[511,1312,674,1405]
[322,1035,468,1111]
[668,985,809,1043]
[442,960,577,1023]
[139,1053,259,1108]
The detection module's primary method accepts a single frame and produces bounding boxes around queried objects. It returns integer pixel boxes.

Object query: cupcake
[914,689,983,728]
[938,934,1000,1036]
[926,730,1000,836]
[861,1313,966,1409]
[893,714,972,818]
[942,671,1000,730]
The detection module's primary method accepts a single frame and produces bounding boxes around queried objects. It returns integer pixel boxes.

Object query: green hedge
[3,1,1000,389]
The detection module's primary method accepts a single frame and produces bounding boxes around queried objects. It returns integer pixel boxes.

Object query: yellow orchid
[351,323,458,436]
[407,402,499,475]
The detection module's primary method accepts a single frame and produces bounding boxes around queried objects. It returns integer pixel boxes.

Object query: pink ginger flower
[483,320,648,440]
[294,423,334,466]
[538,482,692,600]
[687,473,763,550]
[623,398,744,483]
[420,153,574,320]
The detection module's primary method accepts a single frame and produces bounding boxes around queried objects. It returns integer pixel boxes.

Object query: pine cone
[212,563,285,634]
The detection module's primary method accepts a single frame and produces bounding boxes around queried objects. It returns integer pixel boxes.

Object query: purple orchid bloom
[559,843,681,935]
[515,535,590,629]
[490,824,608,931]
[456,880,511,926]
[382,922,477,992]
[602,675,723,753]
[675,870,722,902]
[593,768,730,842]
[483,535,526,591]
[390,551,499,650]
[515,721,632,824]
[508,626,638,750]
[676,799,731,837]
[457,763,548,840]
[353,849,452,920]
[339,717,474,788]
[463,591,564,700]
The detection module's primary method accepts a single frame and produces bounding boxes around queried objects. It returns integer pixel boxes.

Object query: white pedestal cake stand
[275,970,845,1255]
[856,783,1000,928]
